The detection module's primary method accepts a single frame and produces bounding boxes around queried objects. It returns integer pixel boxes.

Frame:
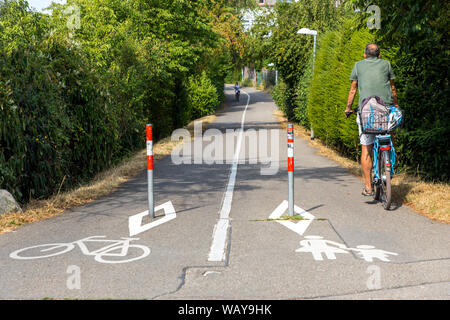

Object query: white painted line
[269,200,315,236]
[208,219,230,262]
[269,200,289,219]
[129,201,176,236]
[208,88,250,262]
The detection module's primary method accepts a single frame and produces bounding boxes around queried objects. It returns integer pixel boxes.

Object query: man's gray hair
[365,43,380,58]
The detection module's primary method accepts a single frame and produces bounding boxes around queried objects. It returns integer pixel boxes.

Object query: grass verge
[273,109,450,224]
[250,216,308,222]
[0,112,219,234]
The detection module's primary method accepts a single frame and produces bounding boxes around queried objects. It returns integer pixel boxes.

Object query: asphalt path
[0,87,449,299]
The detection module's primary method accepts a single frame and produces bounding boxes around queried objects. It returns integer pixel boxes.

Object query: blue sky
[27,0,66,12]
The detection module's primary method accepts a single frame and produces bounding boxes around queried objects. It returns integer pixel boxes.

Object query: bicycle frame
[75,236,140,257]
[347,106,396,210]
[372,134,395,180]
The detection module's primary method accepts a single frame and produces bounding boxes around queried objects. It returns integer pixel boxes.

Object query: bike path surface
[0,87,449,299]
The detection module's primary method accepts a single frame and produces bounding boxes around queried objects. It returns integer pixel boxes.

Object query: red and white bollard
[287,124,294,216]
[146,124,154,218]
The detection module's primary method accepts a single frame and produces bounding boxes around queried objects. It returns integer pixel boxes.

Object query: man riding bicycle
[234,81,241,102]
[234,81,241,92]
[345,43,399,196]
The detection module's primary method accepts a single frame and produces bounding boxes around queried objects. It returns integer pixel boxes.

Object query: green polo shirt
[350,57,395,106]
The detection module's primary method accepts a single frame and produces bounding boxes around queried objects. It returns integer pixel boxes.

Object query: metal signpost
[146,124,154,219]
[287,124,294,217]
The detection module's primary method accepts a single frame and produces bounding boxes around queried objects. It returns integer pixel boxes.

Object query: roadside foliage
[0,0,250,203]
[255,0,448,182]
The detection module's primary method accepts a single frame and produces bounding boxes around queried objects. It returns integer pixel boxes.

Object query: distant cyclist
[234,81,241,102]
[345,43,399,196]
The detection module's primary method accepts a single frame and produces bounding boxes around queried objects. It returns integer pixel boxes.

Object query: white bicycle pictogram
[9,236,151,264]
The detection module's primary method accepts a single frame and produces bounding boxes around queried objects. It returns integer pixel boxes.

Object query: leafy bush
[0,3,74,200]
[241,77,253,87]
[187,71,220,119]
[272,81,288,112]
[372,0,449,181]
[225,68,242,84]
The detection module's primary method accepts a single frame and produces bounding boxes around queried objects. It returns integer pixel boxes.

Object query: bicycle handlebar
[345,107,359,118]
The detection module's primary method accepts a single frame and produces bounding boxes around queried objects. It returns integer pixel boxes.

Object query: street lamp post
[297,27,318,140]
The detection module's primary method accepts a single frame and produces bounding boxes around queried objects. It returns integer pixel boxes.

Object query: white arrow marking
[269,200,315,236]
[128,201,176,236]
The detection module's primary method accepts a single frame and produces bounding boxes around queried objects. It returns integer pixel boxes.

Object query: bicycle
[235,89,240,102]
[9,236,151,264]
[346,107,396,210]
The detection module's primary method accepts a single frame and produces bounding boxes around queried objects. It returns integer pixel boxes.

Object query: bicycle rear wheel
[379,151,392,210]
[371,166,380,201]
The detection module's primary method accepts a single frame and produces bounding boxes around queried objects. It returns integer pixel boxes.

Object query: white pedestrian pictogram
[294,236,399,262]
[350,245,398,262]
[295,236,349,261]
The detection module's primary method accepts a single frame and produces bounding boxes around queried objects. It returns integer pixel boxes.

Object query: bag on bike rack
[388,105,403,131]
[358,95,390,133]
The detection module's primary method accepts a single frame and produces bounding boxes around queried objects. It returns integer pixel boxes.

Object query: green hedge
[308,8,449,181]
[307,17,375,157]
[269,1,448,181]
[271,81,287,112]
[0,0,227,203]
[293,58,313,127]
[373,0,450,181]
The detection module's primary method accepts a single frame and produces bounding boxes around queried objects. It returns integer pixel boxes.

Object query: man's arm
[390,79,398,106]
[345,80,358,112]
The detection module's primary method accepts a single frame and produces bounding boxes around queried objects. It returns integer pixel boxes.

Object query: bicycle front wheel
[380,151,392,210]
